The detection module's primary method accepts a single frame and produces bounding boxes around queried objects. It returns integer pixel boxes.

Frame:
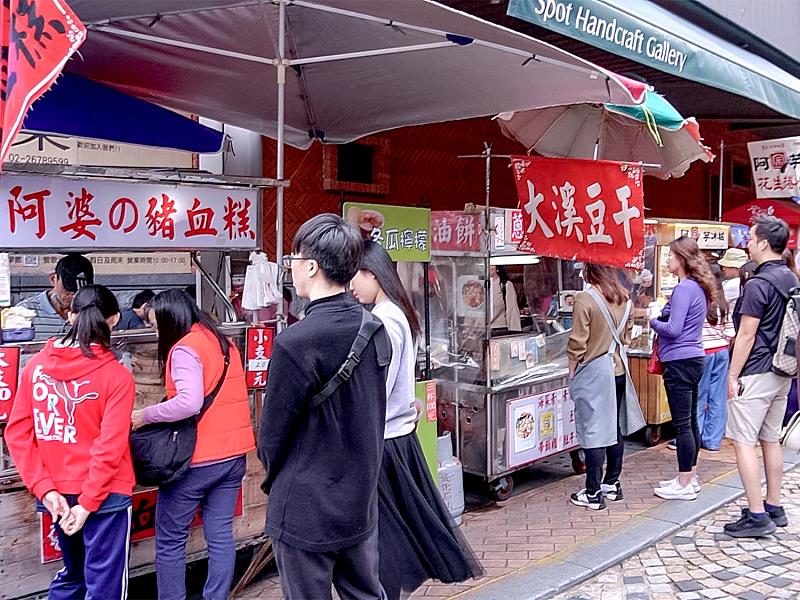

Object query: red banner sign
[0,0,87,166]
[0,345,19,422]
[511,157,645,269]
[431,211,481,252]
[245,325,274,388]
[41,487,244,563]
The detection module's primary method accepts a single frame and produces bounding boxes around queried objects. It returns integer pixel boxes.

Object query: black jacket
[258,293,390,552]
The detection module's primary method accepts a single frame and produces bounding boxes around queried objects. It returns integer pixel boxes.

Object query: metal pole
[276,0,287,329]
[717,140,725,222]
[483,142,493,479]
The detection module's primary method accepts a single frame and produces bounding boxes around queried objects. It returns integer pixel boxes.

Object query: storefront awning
[507,0,800,120]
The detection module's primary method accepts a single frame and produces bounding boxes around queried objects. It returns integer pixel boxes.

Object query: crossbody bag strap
[309,308,383,408]
[196,334,232,421]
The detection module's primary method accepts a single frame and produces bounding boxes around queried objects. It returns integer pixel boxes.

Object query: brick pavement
[551,468,800,600]
[235,441,745,599]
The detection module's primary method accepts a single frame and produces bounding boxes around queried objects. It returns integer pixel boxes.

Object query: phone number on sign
[7,154,70,165]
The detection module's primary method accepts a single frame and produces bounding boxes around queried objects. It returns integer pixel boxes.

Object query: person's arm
[380,314,404,401]
[140,347,204,425]
[567,295,591,377]
[506,284,522,332]
[649,285,691,338]
[78,371,137,513]
[728,316,759,399]
[258,339,314,493]
[4,363,58,501]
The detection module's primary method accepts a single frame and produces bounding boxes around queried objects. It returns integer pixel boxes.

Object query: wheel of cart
[570,449,586,474]
[488,475,514,501]
[645,424,662,446]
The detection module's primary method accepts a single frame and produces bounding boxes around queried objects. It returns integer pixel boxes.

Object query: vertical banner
[748,136,800,199]
[511,157,645,269]
[0,345,20,421]
[245,325,274,388]
[0,0,87,166]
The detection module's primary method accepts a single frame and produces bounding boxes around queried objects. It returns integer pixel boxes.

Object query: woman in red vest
[131,289,255,600]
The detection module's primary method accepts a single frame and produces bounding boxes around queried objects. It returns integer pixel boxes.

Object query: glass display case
[428,243,583,499]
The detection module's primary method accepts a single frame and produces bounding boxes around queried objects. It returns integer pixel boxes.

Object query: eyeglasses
[281,255,312,269]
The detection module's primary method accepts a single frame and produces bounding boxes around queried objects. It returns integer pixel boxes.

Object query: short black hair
[754,215,790,254]
[132,289,156,310]
[291,213,363,285]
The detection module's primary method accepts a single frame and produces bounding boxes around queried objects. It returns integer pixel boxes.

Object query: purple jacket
[650,278,706,362]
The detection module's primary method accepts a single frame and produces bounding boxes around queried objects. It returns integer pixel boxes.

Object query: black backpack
[130,336,230,486]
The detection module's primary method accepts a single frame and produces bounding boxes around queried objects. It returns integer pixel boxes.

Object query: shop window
[730,160,752,190]
[323,136,390,195]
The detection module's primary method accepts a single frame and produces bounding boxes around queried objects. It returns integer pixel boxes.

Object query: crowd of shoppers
[5,213,800,600]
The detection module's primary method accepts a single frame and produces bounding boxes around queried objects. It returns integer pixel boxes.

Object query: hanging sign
[511,157,645,269]
[0,0,87,167]
[245,325,274,388]
[431,211,481,252]
[41,487,244,563]
[0,346,20,422]
[344,202,431,262]
[0,175,260,250]
[748,136,800,199]
[673,223,729,250]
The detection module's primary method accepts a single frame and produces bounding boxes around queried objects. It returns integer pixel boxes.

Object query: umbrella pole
[276,0,287,329]
[717,140,725,222]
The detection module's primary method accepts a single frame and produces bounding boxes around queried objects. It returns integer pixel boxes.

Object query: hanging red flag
[0,0,86,167]
[511,156,645,269]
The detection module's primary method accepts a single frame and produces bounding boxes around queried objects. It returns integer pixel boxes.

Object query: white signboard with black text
[748,136,800,199]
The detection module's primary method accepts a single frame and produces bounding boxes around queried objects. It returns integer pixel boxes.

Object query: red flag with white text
[511,157,645,269]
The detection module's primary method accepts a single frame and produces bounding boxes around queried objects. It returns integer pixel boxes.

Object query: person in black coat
[259,214,390,600]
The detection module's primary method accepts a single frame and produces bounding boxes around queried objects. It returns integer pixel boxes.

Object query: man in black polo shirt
[259,214,390,599]
[726,215,798,537]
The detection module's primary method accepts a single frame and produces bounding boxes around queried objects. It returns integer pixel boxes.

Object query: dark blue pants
[155,456,246,600]
[50,507,132,600]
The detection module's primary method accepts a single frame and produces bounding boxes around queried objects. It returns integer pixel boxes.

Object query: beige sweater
[567,290,633,376]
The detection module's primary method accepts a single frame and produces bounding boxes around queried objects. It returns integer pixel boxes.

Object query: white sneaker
[654,479,697,500]
[658,475,701,493]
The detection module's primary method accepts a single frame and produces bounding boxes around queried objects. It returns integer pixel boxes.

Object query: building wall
[261,117,761,251]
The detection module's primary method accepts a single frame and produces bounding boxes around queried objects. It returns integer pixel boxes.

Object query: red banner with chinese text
[0,345,20,422]
[511,157,645,269]
[0,0,86,167]
[245,325,274,388]
[431,211,481,252]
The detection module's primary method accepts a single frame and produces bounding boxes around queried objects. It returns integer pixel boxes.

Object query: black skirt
[378,432,484,600]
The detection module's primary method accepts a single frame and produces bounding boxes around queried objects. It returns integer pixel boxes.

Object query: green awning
[507,0,800,120]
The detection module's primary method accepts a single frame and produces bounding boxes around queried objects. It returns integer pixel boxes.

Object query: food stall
[429,207,583,500]
[0,165,281,599]
[628,218,743,445]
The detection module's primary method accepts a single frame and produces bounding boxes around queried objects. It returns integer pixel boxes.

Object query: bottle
[437,431,465,525]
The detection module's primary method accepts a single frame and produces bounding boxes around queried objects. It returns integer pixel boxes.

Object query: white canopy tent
[68,0,647,285]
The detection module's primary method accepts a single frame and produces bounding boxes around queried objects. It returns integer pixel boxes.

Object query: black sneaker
[742,506,789,528]
[601,481,624,501]
[570,489,607,510]
[724,511,777,538]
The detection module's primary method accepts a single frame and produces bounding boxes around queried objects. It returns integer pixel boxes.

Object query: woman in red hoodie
[6,284,136,600]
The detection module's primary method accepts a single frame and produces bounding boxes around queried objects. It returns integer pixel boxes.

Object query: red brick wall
[261,117,761,251]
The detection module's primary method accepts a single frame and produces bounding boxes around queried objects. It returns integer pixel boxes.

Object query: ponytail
[62,285,120,357]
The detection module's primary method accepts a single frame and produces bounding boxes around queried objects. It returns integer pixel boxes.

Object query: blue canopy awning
[22,73,225,154]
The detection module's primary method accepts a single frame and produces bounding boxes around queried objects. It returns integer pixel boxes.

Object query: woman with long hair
[696,264,734,452]
[567,263,645,509]
[131,289,255,600]
[6,285,136,599]
[350,241,483,599]
[651,237,717,500]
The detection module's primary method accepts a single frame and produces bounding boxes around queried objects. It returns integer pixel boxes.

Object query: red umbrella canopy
[723,199,800,249]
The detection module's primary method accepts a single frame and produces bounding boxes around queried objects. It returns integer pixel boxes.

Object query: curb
[457,449,800,600]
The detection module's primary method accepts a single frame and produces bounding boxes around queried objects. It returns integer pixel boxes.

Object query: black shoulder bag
[308,307,388,408]
[130,336,231,486]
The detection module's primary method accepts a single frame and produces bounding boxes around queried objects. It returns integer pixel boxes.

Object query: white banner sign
[0,175,260,250]
[748,136,800,199]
